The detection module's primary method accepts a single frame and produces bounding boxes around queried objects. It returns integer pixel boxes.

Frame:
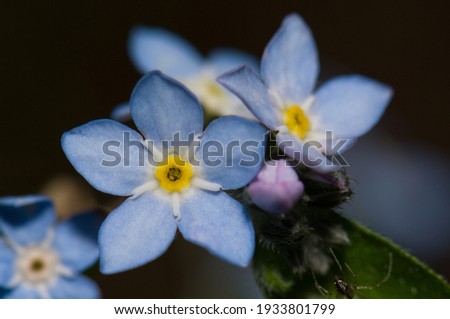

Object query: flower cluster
[62,12,391,277]
[1,11,393,298]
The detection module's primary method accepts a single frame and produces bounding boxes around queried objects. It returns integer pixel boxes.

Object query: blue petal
[110,102,131,122]
[53,211,102,273]
[0,196,55,246]
[99,193,176,274]
[62,119,150,196]
[0,195,53,208]
[311,75,393,138]
[128,26,203,76]
[130,71,204,145]
[0,241,15,286]
[2,286,41,299]
[261,13,319,103]
[217,65,281,129]
[49,276,100,299]
[323,137,357,156]
[276,133,339,173]
[197,116,266,190]
[208,48,259,74]
[178,190,254,267]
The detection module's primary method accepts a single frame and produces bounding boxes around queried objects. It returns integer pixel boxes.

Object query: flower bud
[300,169,352,207]
[247,160,304,214]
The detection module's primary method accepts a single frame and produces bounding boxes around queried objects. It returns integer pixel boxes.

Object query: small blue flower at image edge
[218,13,393,173]
[112,26,259,120]
[62,71,266,274]
[0,195,102,299]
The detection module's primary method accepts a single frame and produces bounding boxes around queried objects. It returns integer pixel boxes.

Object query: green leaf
[253,212,450,298]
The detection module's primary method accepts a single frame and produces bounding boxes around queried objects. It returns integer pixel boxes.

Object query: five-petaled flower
[0,196,101,298]
[112,27,258,121]
[62,71,266,274]
[218,13,393,173]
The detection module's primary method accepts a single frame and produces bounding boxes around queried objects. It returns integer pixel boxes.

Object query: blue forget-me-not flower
[0,196,101,298]
[112,26,258,121]
[62,71,266,274]
[218,13,393,173]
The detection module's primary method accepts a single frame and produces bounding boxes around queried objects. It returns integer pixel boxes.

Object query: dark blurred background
[1,0,449,297]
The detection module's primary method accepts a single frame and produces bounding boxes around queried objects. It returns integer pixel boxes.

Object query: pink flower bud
[247,160,304,214]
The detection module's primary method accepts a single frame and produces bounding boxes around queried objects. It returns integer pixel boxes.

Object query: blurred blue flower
[110,102,132,123]
[247,159,304,214]
[62,71,266,274]
[112,27,258,120]
[0,196,101,299]
[218,13,393,173]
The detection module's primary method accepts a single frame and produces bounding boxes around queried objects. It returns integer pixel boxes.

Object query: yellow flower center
[155,155,194,192]
[283,105,310,139]
[205,81,224,97]
[30,258,45,272]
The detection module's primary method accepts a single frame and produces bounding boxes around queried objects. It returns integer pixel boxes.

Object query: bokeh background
[1,0,449,297]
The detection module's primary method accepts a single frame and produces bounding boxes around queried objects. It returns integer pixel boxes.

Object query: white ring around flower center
[15,245,60,285]
[5,230,73,298]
